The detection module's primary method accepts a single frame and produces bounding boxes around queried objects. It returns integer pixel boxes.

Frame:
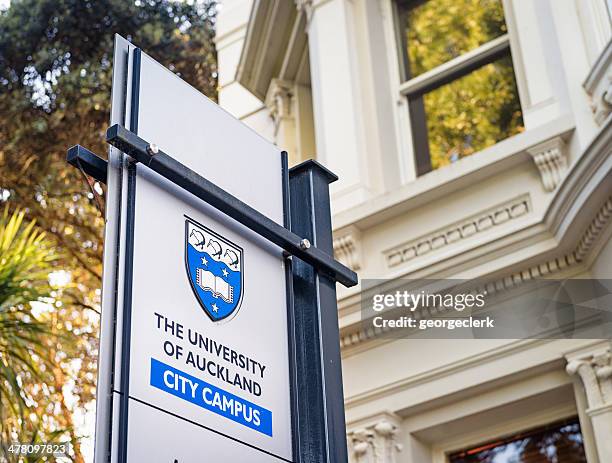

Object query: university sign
[66,36,358,462]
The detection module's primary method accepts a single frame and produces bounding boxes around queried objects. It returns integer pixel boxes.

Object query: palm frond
[0,207,65,456]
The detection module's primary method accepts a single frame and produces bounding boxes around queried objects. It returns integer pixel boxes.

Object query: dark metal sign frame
[105,124,357,288]
[67,45,357,463]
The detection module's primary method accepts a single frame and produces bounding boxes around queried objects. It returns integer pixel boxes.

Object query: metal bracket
[67,145,109,184]
[105,124,358,288]
[289,160,349,462]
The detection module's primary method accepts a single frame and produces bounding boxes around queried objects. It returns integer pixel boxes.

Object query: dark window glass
[395,0,524,175]
[399,0,508,78]
[448,417,587,463]
[423,55,523,170]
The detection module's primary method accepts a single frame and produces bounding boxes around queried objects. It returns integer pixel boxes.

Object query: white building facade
[215,1,612,462]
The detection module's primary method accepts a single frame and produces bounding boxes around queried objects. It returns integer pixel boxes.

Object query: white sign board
[99,38,293,463]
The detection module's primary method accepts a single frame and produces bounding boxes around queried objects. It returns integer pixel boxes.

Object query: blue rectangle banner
[149,358,273,436]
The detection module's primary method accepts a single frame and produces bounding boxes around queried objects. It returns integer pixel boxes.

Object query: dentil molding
[575,197,612,262]
[341,194,612,350]
[384,195,530,269]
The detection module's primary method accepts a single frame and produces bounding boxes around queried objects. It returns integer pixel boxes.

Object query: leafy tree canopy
[0,0,217,459]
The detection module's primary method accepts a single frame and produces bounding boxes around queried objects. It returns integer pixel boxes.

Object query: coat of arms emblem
[185,217,243,322]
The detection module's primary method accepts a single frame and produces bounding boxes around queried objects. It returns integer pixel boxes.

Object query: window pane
[422,55,523,170]
[400,0,508,77]
[448,418,587,463]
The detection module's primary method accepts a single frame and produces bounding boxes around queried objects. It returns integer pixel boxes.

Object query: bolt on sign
[80,36,358,463]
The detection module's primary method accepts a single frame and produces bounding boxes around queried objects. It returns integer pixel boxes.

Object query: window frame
[428,405,583,463]
[446,416,587,463]
[393,0,516,175]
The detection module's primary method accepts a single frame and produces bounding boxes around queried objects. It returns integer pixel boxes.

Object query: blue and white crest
[185,217,243,322]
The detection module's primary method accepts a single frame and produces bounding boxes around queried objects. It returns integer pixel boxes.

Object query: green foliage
[0,208,56,304]
[399,0,523,169]
[404,0,507,77]
[424,56,524,169]
[0,1,217,459]
[0,208,66,460]
[0,0,217,297]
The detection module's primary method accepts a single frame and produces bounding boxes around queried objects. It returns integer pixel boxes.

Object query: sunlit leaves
[423,56,524,169]
[403,0,507,77]
[0,209,70,460]
[0,0,217,459]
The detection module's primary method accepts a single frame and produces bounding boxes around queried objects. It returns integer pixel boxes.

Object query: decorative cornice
[341,253,579,349]
[334,225,362,271]
[341,194,612,350]
[348,415,403,463]
[575,197,612,261]
[236,0,297,100]
[527,137,568,192]
[384,195,530,269]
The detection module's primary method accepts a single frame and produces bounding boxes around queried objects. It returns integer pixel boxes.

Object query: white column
[566,344,612,462]
[306,0,374,213]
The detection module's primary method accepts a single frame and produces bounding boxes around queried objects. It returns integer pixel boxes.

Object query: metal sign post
[67,36,357,463]
[289,162,349,463]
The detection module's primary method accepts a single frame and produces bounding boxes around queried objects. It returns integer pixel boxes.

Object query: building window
[448,417,587,463]
[394,0,524,175]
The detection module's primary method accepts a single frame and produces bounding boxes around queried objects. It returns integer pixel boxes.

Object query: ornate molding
[567,347,612,411]
[265,78,294,130]
[348,416,402,463]
[341,195,612,350]
[334,226,362,271]
[575,197,612,261]
[341,252,580,349]
[385,196,530,269]
[527,137,568,192]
